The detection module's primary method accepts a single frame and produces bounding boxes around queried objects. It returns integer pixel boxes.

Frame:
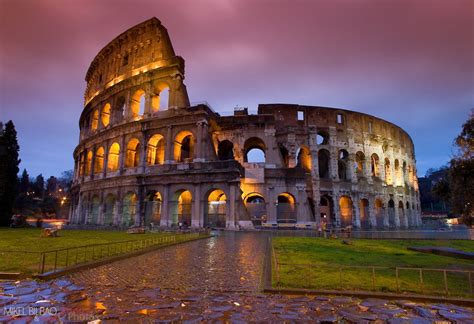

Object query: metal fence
[0,232,208,276]
[272,246,474,298]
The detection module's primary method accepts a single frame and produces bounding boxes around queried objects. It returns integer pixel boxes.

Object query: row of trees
[0,120,72,226]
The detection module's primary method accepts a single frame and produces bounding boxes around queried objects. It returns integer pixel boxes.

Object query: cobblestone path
[1,232,473,322]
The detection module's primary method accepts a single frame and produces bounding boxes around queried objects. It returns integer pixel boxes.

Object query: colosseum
[69,18,422,230]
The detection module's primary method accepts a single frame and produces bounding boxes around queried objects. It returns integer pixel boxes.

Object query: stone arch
[94,146,105,174]
[244,137,266,163]
[147,134,165,165]
[277,192,296,223]
[359,198,370,229]
[152,82,170,111]
[122,192,137,227]
[217,140,235,161]
[355,151,365,175]
[371,153,380,177]
[374,198,384,228]
[103,194,116,226]
[244,192,266,225]
[171,189,192,227]
[91,109,99,131]
[79,153,85,177]
[320,195,335,226]
[101,103,111,127]
[398,200,405,227]
[144,191,162,226]
[296,146,311,171]
[279,144,289,167]
[107,142,120,171]
[338,149,349,180]
[388,199,396,227]
[318,149,330,179]
[174,130,195,162]
[130,89,145,118]
[125,138,140,168]
[316,131,329,145]
[205,189,227,228]
[394,159,402,185]
[85,151,93,176]
[89,195,100,224]
[339,196,353,227]
[115,96,126,121]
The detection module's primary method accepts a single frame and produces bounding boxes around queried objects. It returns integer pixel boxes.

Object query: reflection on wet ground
[1,231,473,322]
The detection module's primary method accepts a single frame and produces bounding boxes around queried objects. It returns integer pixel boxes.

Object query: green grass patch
[0,228,190,275]
[272,237,474,297]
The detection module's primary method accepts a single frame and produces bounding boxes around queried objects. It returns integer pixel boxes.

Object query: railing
[272,250,474,298]
[0,232,208,276]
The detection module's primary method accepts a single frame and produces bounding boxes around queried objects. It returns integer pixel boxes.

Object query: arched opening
[374,199,384,228]
[107,142,120,171]
[91,109,99,131]
[296,146,311,171]
[89,195,100,225]
[245,193,266,225]
[144,191,162,227]
[125,138,140,168]
[371,153,380,177]
[244,137,266,163]
[388,199,396,227]
[320,195,335,227]
[339,196,353,227]
[172,190,192,227]
[94,147,105,174]
[359,199,370,229]
[205,189,227,228]
[408,165,414,185]
[147,134,165,165]
[101,103,111,127]
[279,145,289,167]
[385,158,393,185]
[338,149,349,180]
[394,159,402,186]
[318,149,330,179]
[316,131,329,145]
[130,89,145,118]
[85,151,93,176]
[406,201,411,227]
[277,193,296,224]
[159,87,169,110]
[398,200,405,227]
[79,153,85,177]
[174,131,195,162]
[122,192,137,227]
[355,151,365,175]
[116,96,126,120]
[217,140,234,161]
[103,194,116,226]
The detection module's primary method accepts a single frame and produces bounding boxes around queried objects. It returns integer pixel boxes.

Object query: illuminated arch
[244,137,266,163]
[318,149,330,178]
[94,147,105,174]
[103,194,116,226]
[122,192,137,227]
[144,191,162,226]
[125,138,140,168]
[91,109,99,131]
[147,134,165,165]
[296,146,311,171]
[371,153,380,177]
[339,196,353,227]
[174,130,194,162]
[85,151,93,176]
[101,103,111,127]
[107,142,120,171]
[205,189,227,228]
[277,193,296,223]
[130,89,145,118]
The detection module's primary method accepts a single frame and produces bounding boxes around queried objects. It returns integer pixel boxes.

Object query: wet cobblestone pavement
[1,232,473,322]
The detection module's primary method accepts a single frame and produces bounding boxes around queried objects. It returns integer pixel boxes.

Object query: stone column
[90,145,96,178]
[140,132,147,173]
[119,136,126,173]
[296,184,308,223]
[349,154,357,183]
[329,148,339,181]
[195,121,204,162]
[144,82,152,116]
[76,195,83,224]
[160,185,170,227]
[136,184,144,226]
[227,184,237,229]
[353,195,361,228]
[123,90,131,120]
[333,192,340,227]
[394,203,401,228]
[368,196,377,228]
[192,184,202,227]
[165,126,173,163]
[266,187,277,224]
[102,139,109,177]
[98,192,104,225]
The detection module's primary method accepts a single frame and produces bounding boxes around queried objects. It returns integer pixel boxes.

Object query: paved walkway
[1,232,473,322]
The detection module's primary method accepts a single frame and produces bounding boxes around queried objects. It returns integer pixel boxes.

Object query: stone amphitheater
[69,18,421,230]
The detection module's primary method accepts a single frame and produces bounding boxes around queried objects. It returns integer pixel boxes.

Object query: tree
[0,121,21,226]
[433,111,474,226]
[19,169,30,193]
[33,174,45,199]
[46,176,58,195]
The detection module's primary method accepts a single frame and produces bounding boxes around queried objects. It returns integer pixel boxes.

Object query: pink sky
[0,0,473,178]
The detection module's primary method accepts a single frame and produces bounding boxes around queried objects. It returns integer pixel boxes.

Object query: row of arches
[79,188,228,228]
[87,87,170,132]
[77,131,195,176]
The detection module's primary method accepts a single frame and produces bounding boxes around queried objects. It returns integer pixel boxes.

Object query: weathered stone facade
[69,18,421,229]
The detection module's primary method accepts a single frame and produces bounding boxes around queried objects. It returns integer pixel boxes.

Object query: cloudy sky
[0,0,472,178]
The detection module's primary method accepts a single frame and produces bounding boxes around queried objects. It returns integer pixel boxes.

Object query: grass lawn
[0,228,183,275]
[273,237,474,297]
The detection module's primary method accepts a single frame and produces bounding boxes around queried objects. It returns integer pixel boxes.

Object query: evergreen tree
[33,174,45,199]
[19,169,30,193]
[0,121,21,226]
[46,176,58,195]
